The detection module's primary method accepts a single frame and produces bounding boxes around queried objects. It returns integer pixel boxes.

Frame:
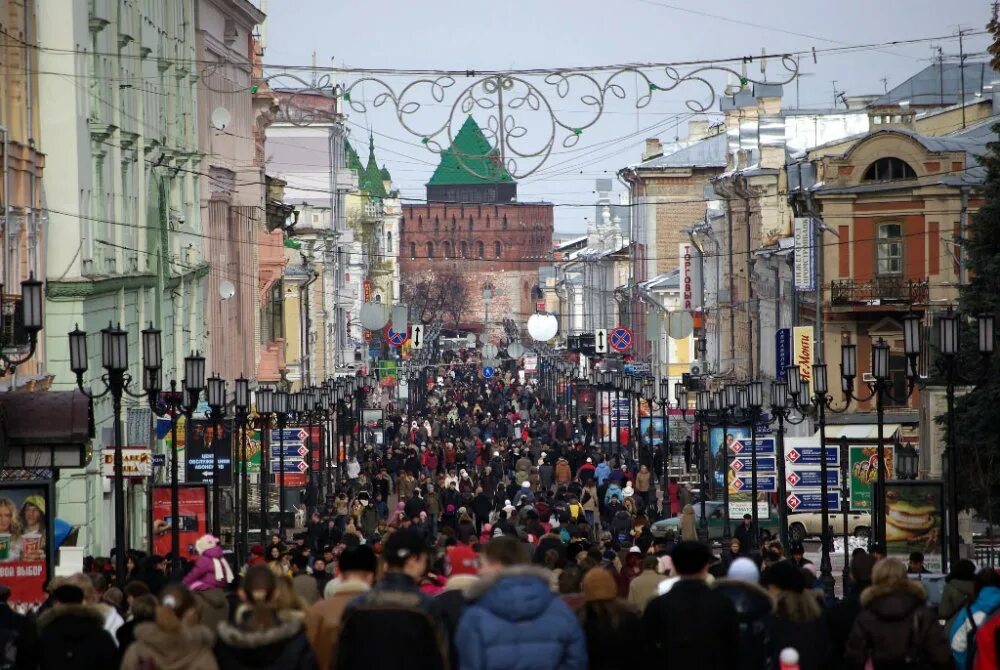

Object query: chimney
[642,138,663,161]
[687,120,710,141]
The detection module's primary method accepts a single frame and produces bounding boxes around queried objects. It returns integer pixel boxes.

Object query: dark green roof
[360,136,387,198]
[380,164,391,181]
[344,139,364,174]
[427,116,514,186]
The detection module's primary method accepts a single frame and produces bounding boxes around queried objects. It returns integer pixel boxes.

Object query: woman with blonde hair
[679,504,697,542]
[0,496,22,560]
[120,584,218,670]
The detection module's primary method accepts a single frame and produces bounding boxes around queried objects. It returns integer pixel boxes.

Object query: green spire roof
[427,116,514,186]
[360,135,387,198]
[380,164,391,181]
[344,139,364,174]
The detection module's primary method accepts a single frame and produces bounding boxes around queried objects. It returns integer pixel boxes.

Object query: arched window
[485,216,491,228]
[434,216,440,232]
[451,217,457,231]
[862,157,916,182]
[426,241,434,258]
[476,241,484,258]
[468,216,474,231]
[494,241,502,259]
[386,231,393,253]
[501,215,508,230]
[460,240,468,257]
[442,240,452,258]
[409,242,416,259]
[418,215,423,229]
[399,218,405,232]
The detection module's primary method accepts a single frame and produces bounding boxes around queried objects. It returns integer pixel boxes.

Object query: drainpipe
[958,187,969,286]
[300,265,319,386]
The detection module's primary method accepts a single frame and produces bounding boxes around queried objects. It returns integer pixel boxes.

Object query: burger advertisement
[884,481,944,572]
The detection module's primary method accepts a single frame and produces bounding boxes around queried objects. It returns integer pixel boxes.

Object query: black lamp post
[274,389,290,539]
[233,376,250,565]
[1,274,43,372]
[255,387,274,544]
[206,374,226,538]
[658,378,672,513]
[136,325,205,574]
[738,380,764,547]
[678,386,711,541]
[841,314,921,551]
[69,322,138,586]
[768,378,807,553]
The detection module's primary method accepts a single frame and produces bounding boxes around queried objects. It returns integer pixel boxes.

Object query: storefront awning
[814,423,902,443]
[1,390,94,469]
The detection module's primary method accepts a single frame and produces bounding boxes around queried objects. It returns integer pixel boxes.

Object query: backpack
[965,602,1000,670]
[865,608,931,670]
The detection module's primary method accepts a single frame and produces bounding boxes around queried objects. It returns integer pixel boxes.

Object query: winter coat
[594,462,611,486]
[826,581,869,670]
[360,504,379,536]
[554,459,572,484]
[971,605,1000,670]
[713,579,775,670]
[120,621,218,670]
[949,584,1000,669]
[768,592,830,670]
[578,601,642,670]
[845,579,951,670]
[938,578,975,628]
[304,580,370,670]
[642,578,739,669]
[214,613,316,670]
[184,546,235,591]
[193,588,232,633]
[627,569,666,611]
[680,505,697,541]
[604,483,623,506]
[36,604,119,670]
[580,486,599,513]
[538,463,554,490]
[456,565,587,670]
[635,470,651,493]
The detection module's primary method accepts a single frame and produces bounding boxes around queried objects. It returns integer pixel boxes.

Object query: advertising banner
[101,447,152,479]
[849,445,896,511]
[793,217,816,291]
[0,482,49,607]
[792,326,813,396]
[884,480,944,572]
[776,328,791,379]
[152,485,207,561]
[184,419,233,486]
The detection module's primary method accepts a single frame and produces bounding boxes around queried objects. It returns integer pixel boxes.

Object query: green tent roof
[427,116,514,186]
[360,136,387,198]
[344,139,364,175]
[380,164,391,181]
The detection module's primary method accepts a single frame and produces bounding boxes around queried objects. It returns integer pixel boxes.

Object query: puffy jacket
[845,579,951,670]
[184,546,234,591]
[604,484,623,506]
[120,621,217,670]
[554,459,572,484]
[712,579,775,670]
[456,565,587,670]
[594,462,611,486]
[950,585,1000,669]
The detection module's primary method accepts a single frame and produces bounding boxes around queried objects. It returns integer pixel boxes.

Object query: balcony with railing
[830,277,929,309]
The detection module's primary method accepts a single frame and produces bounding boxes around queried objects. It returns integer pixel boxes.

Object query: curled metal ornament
[275,57,799,180]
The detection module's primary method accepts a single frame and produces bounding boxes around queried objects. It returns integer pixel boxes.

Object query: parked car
[787,510,871,543]
[651,501,781,541]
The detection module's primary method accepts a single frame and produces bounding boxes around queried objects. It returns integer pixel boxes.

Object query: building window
[418,216,422,229]
[451,217,457,231]
[468,216,473,231]
[261,280,284,344]
[409,242,416,259]
[876,223,903,275]
[386,231,393,253]
[862,157,916,182]
[476,241,484,258]
[460,240,468,257]
[485,216,490,228]
[502,215,508,230]
[434,216,439,232]
[426,241,434,258]
[494,241,502,259]
[442,240,452,258]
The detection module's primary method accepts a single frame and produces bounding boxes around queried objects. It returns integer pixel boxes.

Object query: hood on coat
[37,604,105,634]
[132,622,216,670]
[203,546,225,559]
[860,579,928,621]
[467,565,556,622]
[712,578,774,618]
[216,613,305,649]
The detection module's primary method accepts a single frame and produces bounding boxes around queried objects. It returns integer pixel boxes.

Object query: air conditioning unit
[862,372,876,383]
[689,359,703,376]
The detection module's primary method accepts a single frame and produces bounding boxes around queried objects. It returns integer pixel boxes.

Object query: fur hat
[582,568,618,602]
[195,534,219,555]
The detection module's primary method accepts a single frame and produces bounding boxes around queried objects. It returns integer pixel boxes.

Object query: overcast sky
[260,0,991,234]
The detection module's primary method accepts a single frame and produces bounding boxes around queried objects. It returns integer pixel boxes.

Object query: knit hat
[195,534,219,555]
[521,481,531,488]
[21,495,45,515]
[586,457,593,463]
[582,568,618,602]
[727,557,760,584]
[249,544,265,558]
[761,560,807,593]
[623,485,634,498]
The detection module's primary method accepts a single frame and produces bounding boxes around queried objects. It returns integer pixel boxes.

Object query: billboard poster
[849,445,895,511]
[637,409,693,447]
[793,217,816,291]
[184,419,233,486]
[0,482,50,607]
[884,480,944,572]
[776,328,791,379]
[152,485,207,561]
[792,326,813,396]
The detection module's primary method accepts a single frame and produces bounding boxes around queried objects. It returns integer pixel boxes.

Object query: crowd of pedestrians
[0,363,997,669]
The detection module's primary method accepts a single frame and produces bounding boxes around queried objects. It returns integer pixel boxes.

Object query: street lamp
[742,379,764,546]
[206,374,227,538]
[68,322,137,586]
[769,378,808,552]
[274,389,290,538]
[255,387,274,543]
[0,274,44,373]
[233,376,250,564]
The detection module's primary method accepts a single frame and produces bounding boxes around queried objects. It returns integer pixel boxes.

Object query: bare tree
[439,268,469,329]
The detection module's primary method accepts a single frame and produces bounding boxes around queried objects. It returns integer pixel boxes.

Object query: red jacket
[975,610,1000,670]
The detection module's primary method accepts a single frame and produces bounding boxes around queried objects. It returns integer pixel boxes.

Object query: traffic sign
[609,326,633,352]
[729,456,776,472]
[296,461,308,473]
[594,328,608,354]
[785,469,839,489]
[732,475,777,492]
[728,437,776,455]
[411,324,425,349]
[482,366,495,379]
[785,446,839,466]
[274,444,309,458]
[385,325,408,347]
[786,491,840,511]
[271,458,304,473]
[270,428,308,443]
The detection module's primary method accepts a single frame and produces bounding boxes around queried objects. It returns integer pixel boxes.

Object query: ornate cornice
[47,263,210,300]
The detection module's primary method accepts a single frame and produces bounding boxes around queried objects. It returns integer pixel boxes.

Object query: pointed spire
[427,116,514,186]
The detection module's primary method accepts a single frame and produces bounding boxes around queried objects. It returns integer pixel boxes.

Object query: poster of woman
[0,483,50,606]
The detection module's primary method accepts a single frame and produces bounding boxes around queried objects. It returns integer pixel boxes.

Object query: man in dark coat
[734,514,756,555]
[642,541,740,669]
[36,584,118,670]
[826,553,875,669]
[0,584,38,669]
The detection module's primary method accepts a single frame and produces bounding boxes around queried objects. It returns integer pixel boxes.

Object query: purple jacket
[182,546,231,591]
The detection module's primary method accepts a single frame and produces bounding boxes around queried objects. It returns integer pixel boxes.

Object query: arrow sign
[785,446,839,466]
[729,456,777,472]
[786,469,839,488]
[297,461,309,473]
[594,328,608,354]
[271,458,304,473]
[411,324,424,349]
[275,444,309,457]
[727,437,775,455]
[270,428,308,443]
[786,491,840,511]
[733,475,777,492]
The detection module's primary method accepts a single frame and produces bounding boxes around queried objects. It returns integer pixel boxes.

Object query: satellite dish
[210,107,231,131]
[219,280,235,301]
[506,341,524,358]
[482,343,498,358]
[466,333,477,347]
[359,302,390,330]
[668,312,695,339]
[527,313,558,342]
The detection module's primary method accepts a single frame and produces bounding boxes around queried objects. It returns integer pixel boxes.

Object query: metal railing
[830,277,929,307]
